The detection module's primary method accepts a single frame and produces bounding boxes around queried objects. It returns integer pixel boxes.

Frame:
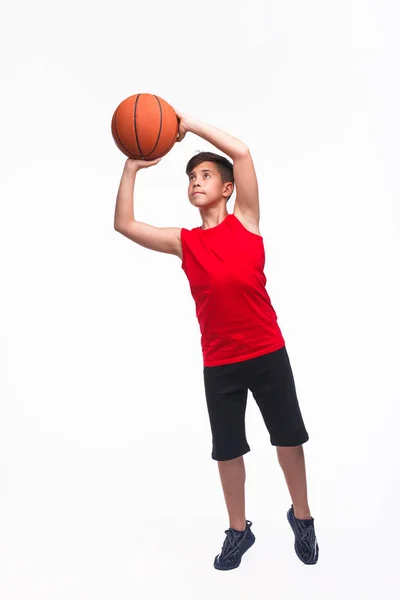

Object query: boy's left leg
[276,444,311,519]
[277,444,319,565]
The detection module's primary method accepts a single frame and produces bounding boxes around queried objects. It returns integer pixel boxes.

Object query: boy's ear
[223,182,234,197]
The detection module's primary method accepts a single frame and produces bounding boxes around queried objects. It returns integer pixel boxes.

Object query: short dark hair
[185,151,235,202]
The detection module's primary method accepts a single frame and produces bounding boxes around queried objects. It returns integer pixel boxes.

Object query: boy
[113,110,319,571]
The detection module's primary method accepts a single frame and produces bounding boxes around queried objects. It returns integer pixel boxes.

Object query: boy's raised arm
[114,158,182,258]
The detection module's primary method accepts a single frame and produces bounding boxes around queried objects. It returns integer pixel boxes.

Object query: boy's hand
[174,107,193,143]
[124,157,161,172]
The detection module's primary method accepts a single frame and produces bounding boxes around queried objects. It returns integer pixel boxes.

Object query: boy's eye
[189,173,211,182]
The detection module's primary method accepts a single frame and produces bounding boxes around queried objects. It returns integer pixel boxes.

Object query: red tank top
[180,213,285,366]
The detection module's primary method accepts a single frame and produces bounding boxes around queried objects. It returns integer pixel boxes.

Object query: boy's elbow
[114,221,125,232]
[234,145,250,159]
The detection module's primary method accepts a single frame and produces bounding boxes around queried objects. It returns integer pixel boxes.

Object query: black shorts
[203,346,309,461]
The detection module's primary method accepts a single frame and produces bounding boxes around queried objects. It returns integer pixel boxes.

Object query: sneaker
[287,505,319,565]
[214,520,256,570]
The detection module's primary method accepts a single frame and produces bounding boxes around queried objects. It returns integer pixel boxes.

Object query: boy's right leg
[214,454,255,570]
[218,455,247,531]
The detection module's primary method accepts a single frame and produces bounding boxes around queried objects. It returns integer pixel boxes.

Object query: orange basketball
[111,93,179,160]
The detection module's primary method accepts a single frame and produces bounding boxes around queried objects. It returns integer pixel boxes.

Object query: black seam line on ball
[146,95,163,156]
[135,95,163,158]
[134,94,143,157]
[113,106,132,157]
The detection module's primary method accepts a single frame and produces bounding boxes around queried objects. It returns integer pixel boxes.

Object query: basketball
[111,93,179,160]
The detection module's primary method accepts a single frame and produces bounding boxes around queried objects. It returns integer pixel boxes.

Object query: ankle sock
[231,525,247,533]
[294,516,313,525]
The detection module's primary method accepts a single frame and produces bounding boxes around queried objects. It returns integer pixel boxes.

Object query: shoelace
[219,528,245,560]
[298,522,316,550]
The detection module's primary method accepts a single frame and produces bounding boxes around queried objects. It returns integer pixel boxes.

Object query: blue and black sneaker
[287,505,319,565]
[214,520,256,570]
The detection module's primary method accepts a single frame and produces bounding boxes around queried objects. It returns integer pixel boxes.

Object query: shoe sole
[287,511,319,565]
[214,534,256,571]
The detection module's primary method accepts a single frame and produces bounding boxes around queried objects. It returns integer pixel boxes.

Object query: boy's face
[187,161,233,207]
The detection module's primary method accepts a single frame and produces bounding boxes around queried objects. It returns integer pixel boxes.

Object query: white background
[1,0,399,598]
